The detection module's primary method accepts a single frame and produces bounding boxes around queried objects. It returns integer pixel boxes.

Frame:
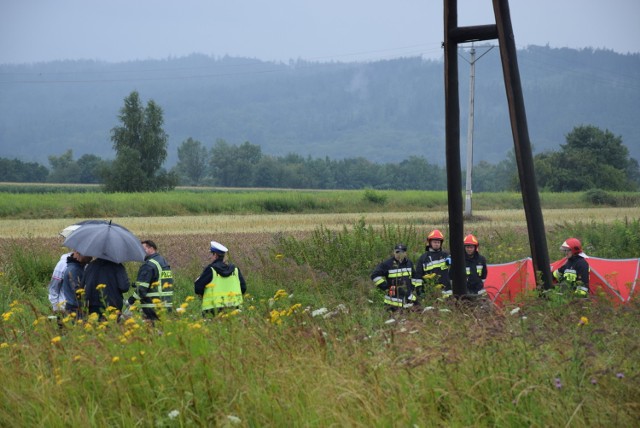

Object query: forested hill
[1,45,639,166]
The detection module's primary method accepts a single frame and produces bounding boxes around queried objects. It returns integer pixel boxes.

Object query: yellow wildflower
[274,289,288,300]
[96,284,106,290]
[579,316,589,326]
[2,312,12,321]
[9,300,19,308]
[111,356,120,363]
[275,254,284,260]
[51,336,62,344]
[180,303,189,309]
[185,296,195,302]
[1,343,9,349]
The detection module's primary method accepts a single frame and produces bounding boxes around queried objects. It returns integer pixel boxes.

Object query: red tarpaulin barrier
[484,257,640,306]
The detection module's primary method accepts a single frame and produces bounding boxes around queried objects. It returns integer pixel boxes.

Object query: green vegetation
[103,91,178,192]
[1,187,640,219]
[0,215,638,426]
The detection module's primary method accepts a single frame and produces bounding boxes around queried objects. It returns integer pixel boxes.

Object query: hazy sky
[1,0,639,64]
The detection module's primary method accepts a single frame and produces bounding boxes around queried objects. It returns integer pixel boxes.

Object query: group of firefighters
[49,226,591,320]
[371,230,591,310]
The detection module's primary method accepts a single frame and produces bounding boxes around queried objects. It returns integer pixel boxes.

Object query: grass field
[0,191,639,426]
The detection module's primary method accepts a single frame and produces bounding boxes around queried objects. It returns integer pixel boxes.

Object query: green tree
[48,149,81,183]
[76,154,106,184]
[210,140,262,187]
[535,125,639,191]
[103,91,177,192]
[0,158,48,182]
[175,138,209,186]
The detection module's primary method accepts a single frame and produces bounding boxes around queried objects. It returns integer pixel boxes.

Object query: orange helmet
[560,238,582,255]
[427,229,444,242]
[464,234,479,249]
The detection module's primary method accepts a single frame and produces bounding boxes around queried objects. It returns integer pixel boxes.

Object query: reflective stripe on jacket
[136,258,174,309]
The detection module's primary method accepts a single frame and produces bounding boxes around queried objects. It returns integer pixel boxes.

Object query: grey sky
[1,0,639,64]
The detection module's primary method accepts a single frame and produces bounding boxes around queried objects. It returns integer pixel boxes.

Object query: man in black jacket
[83,258,130,320]
[127,240,174,321]
[371,244,419,310]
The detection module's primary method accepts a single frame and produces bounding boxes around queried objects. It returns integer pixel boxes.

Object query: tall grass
[1,188,640,219]
[0,292,637,426]
[1,208,639,425]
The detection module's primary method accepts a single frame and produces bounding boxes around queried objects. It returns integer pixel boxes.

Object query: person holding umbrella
[126,240,174,321]
[82,258,130,319]
[63,221,145,320]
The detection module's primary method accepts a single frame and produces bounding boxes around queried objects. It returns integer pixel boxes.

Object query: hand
[445,257,451,266]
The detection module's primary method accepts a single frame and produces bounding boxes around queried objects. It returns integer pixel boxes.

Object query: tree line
[1,91,638,193]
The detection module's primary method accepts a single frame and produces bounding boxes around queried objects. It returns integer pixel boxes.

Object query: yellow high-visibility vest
[202,267,243,311]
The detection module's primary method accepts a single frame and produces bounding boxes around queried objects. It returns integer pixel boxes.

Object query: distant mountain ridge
[1,46,638,167]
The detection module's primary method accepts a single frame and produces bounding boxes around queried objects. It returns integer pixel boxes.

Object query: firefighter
[194,241,247,317]
[127,240,174,320]
[414,229,452,299]
[552,238,590,297]
[371,244,420,310]
[463,234,488,294]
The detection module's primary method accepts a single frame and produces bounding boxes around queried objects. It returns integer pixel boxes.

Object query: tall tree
[175,138,209,185]
[103,91,177,192]
[535,125,639,191]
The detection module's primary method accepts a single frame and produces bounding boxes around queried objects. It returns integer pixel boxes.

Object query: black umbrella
[63,221,145,263]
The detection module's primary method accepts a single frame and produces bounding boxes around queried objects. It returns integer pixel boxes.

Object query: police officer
[194,241,247,317]
[127,240,174,320]
[371,244,420,310]
[552,238,590,297]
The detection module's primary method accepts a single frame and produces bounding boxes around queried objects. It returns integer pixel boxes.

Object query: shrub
[583,189,616,206]
[363,189,388,205]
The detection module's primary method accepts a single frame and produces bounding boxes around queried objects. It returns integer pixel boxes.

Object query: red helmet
[560,238,582,255]
[427,229,444,242]
[464,234,479,249]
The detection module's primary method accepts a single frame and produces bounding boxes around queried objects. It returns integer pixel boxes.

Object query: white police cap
[210,240,228,254]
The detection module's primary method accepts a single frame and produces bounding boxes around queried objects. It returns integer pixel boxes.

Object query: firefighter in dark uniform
[414,229,452,300]
[127,240,174,320]
[552,237,590,297]
[464,234,488,295]
[371,244,420,310]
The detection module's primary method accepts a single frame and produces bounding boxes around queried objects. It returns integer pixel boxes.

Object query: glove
[445,257,451,266]
[127,296,136,305]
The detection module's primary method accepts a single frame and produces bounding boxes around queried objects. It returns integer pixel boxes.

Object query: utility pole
[444,0,553,296]
[463,44,494,217]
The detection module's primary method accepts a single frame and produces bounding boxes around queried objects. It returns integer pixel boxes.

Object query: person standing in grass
[47,225,80,313]
[60,250,92,318]
[463,234,488,295]
[371,243,419,310]
[414,229,452,300]
[194,241,247,317]
[126,240,174,321]
[552,237,590,297]
[82,258,130,320]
